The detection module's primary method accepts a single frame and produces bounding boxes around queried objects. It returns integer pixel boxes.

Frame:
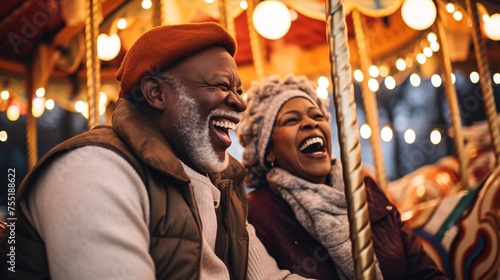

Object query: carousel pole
[84,0,101,130]
[351,9,388,192]
[218,0,237,39]
[465,0,500,166]
[26,65,38,169]
[218,0,228,30]
[324,0,376,278]
[245,0,266,80]
[152,0,166,26]
[433,4,469,189]
[218,0,237,38]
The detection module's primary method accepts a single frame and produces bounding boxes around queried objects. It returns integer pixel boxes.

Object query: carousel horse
[384,119,500,279]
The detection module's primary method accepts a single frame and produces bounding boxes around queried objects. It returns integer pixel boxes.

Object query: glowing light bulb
[0,130,7,142]
[6,105,20,121]
[385,76,396,90]
[410,73,421,87]
[430,129,441,144]
[317,76,330,88]
[0,90,9,100]
[431,74,442,87]
[360,124,372,139]
[316,87,328,99]
[354,69,364,82]
[396,58,406,71]
[368,78,379,92]
[369,65,379,77]
[484,14,500,41]
[404,128,416,144]
[381,126,393,142]
[97,33,121,61]
[401,0,437,30]
[45,99,55,110]
[253,1,291,40]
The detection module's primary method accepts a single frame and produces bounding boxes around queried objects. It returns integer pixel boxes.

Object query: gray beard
[172,88,229,173]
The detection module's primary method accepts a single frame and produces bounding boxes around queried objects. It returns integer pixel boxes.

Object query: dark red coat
[247,176,448,280]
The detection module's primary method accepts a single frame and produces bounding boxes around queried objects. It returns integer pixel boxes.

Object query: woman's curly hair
[236,74,331,188]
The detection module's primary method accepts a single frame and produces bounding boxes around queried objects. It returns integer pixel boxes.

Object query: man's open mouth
[212,120,236,133]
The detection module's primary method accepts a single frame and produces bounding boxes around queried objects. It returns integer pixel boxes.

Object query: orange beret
[116,22,236,97]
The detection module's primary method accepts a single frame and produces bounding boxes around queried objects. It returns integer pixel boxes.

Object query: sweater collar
[112,98,190,183]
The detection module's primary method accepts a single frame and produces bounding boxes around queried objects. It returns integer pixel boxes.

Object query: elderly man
[1,23,305,280]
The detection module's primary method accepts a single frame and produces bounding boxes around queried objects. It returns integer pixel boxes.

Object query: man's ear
[140,76,165,110]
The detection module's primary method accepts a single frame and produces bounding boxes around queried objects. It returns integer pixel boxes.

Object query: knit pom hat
[116,22,236,97]
[236,74,331,188]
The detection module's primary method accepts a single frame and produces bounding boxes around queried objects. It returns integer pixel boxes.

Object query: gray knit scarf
[266,160,383,280]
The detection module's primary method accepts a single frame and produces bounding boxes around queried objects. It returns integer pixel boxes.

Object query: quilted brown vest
[0,125,249,280]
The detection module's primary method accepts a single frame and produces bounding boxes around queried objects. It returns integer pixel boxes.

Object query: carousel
[0,0,500,279]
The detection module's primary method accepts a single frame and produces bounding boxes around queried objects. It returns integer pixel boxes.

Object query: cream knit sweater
[28,146,307,280]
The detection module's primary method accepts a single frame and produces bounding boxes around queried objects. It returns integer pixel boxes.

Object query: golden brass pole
[325,0,376,278]
[352,9,388,192]
[84,0,101,129]
[465,0,500,166]
[246,0,266,80]
[26,64,38,169]
[152,0,165,26]
[434,9,469,189]
[218,0,228,30]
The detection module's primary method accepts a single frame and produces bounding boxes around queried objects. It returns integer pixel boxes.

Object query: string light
[0,130,7,142]
[141,0,152,9]
[368,78,379,92]
[494,73,500,84]
[117,18,127,30]
[381,125,393,142]
[396,58,406,71]
[423,47,433,57]
[384,76,396,90]
[446,3,455,13]
[316,87,328,99]
[32,97,45,118]
[369,65,379,77]
[416,53,427,64]
[74,100,85,113]
[317,76,330,88]
[404,128,416,144]
[453,11,463,21]
[45,99,55,110]
[410,73,421,87]
[430,41,440,52]
[379,65,389,77]
[360,124,372,139]
[354,69,364,82]
[6,105,20,121]
[431,74,442,87]
[430,129,442,145]
[427,32,437,42]
[0,90,9,100]
[253,0,291,40]
[35,87,45,97]
[240,0,248,10]
[470,71,479,83]
[484,14,500,41]
[405,57,414,68]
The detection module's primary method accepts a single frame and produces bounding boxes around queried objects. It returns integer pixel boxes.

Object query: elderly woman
[236,74,447,280]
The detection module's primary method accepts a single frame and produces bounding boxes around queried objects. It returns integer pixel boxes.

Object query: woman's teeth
[299,137,324,152]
